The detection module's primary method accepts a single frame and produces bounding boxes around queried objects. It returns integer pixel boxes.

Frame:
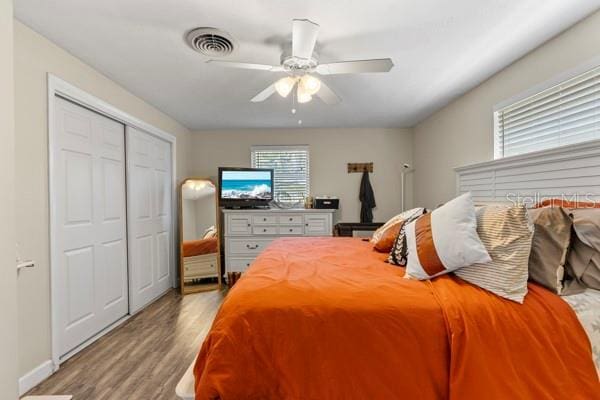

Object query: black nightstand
[334,222,384,238]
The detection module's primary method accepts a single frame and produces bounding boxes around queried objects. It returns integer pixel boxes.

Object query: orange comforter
[182,238,218,258]
[194,238,599,400]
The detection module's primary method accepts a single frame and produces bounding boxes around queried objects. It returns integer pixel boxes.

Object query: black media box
[314,196,339,209]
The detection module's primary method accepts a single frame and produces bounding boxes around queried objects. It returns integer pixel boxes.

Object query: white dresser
[222,208,336,273]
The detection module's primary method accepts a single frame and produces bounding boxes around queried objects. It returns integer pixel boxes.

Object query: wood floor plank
[26,289,225,399]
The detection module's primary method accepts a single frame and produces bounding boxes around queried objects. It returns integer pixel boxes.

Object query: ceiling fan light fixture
[275,77,297,98]
[297,86,312,103]
[300,75,321,95]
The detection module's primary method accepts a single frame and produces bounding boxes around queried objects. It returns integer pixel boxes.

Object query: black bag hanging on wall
[359,170,376,223]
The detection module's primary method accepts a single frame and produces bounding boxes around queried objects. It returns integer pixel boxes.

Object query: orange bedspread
[182,238,218,258]
[194,238,599,400]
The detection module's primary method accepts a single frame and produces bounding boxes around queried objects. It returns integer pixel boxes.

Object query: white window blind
[495,65,600,158]
[251,145,310,203]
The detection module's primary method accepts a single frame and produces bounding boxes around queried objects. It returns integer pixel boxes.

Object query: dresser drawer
[183,254,218,280]
[253,226,278,235]
[253,215,277,225]
[226,215,252,235]
[278,215,303,225]
[227,257,255,272]
[228,238,273,255]
[278,226,304,235]
[304,214,332,236]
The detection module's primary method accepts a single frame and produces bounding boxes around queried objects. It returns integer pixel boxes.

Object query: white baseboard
[19,359,56,396]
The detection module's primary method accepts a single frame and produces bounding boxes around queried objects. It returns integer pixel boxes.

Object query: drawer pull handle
[305,223,309,226]
[246,263,250,267]
[289,229,293,232]
[246,244,259,249]
[263,228,267,232]
[263,218,267,221]
[247,223,251,227]
[289,218,293,221]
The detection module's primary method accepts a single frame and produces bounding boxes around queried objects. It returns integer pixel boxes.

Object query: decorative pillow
[526,207,573,294]
[203,226,217,239]
[373,223,402,252]
[388,208,428,265]
[371,208,426,252]
[455,205,533,303]
[404,192,491,279]
[535,198,600,209]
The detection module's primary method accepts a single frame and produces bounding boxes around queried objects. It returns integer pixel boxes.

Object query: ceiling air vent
[186,28,236,57]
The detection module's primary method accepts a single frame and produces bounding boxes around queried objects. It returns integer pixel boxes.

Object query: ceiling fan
[206,19,394,105]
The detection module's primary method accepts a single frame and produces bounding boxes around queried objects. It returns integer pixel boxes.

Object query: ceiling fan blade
[316,58,394,75]
[250,84,277,102]
[292,19,319,60]
[316,81,341,105]
[207,60,281,71]
[315,81,342,105]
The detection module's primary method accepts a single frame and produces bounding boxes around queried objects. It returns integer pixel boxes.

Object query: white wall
[182,199,199,241]
[195,195,217,236]
[0,1,18,398]
[14,20,192,377]
[413,10,600,209]
[190,128,414,222]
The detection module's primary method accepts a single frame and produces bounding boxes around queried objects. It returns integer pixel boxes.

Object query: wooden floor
[26,289,226,399]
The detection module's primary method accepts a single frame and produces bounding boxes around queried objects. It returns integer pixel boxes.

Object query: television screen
[220,169,273,201]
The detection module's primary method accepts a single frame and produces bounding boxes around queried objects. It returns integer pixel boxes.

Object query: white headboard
[455,139,600,206]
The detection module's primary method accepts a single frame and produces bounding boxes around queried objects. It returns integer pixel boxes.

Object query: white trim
[47,74,178,370]
[493,54,600,112]
[19,360,55,396]
[250,144,309,152]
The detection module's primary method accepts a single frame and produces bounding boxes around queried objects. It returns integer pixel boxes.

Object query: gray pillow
[527,207,573,294]
[563,209,600,294]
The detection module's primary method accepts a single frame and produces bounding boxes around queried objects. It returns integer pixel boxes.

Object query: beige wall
[190,128,414,222]
[413,10,600,209]
[14,20,192,376]
[1,1,18,398]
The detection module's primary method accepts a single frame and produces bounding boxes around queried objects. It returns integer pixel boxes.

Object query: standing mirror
[179,178,221,294]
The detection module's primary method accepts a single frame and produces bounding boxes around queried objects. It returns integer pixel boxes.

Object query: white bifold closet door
[126,126,173,313]
[54,97,128,357]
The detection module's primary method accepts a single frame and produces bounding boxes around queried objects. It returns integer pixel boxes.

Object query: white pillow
[405,192,491,279]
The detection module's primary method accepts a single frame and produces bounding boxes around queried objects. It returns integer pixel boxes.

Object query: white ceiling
[15,0,600,130]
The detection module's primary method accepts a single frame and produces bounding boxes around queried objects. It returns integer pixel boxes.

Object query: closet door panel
[127,127,173,313]
[54,97,128,358]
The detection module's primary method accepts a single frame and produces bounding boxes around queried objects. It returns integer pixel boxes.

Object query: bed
[178,237,599,399]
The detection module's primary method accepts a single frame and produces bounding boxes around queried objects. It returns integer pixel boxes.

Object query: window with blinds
[251,145,310,203]
[495,65,600,158]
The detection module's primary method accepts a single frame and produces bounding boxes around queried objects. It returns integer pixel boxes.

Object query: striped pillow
[404,193,491,279]
[455,205,533,303]
[388,208,427,265]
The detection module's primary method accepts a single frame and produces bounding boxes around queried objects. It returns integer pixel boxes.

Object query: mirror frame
[178,177,222,295]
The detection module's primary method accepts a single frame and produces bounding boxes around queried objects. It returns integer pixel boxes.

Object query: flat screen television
[218,167,274,208]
